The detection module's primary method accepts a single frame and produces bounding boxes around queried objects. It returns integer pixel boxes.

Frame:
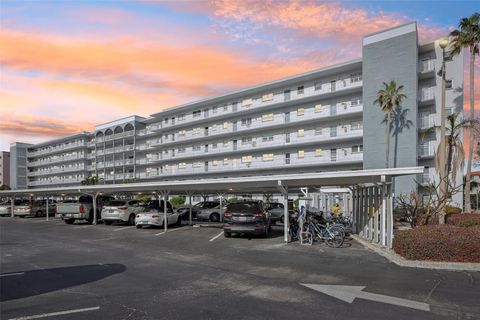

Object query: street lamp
[438,37,448,216]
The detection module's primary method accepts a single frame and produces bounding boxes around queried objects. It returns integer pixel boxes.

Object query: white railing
[419,87,435,102]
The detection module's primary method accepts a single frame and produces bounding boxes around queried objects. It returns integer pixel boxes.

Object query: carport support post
[46,196,49,221]
[188,192,193,226]
[276,180,289,243]
[160,191,170,233]
[10,196,14,218]
[92,193,98,225]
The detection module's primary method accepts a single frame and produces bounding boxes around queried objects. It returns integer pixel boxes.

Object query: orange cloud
[0,113,94,137]
[171,0,446,43]
[0,27,315,95]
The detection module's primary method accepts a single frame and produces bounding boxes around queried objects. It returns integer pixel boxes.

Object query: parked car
[177,201,221,221]
[135,200,180,229]
[57,195,114,224]
[266,202,285,223]
[13,200,57,217]
[223,200,271,238]
[0,201,13,216]
[102,200,146,225]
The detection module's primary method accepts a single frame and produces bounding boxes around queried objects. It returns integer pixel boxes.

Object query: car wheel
[36,210,43,217]
[136,225,142,229]
[224,231,231,238]
[210,212,220,222]
[128,214,136,226]
[104,220,112,225]
[176,216,182,226]
[64,219,75,224]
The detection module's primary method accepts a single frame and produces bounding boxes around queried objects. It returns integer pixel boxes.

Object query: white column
[10,197,14,218]
[92,193,98,225]
[46,196,49,221]
[189,193,193,226]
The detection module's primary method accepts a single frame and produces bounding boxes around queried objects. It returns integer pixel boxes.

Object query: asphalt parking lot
[1,217,480,320]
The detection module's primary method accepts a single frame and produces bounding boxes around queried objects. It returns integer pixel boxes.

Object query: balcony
[419,143,435,157]
[28,177,83,186]
[152,79,363,133]
[419,87,435,104]
[28,142,87,157]
[28,154,83,167]
[418,115,435,129]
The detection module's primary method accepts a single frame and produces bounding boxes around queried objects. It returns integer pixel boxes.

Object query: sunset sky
[0,0,478,151]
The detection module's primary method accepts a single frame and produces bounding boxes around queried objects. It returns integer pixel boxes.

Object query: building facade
[11,22,465,204]
[0,151,10,187]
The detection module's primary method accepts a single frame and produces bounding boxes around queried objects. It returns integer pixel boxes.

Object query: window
[262,135,274,142]
[212,143,218,149]
[314,104,322,113]
[297,107,305,116]
[242,155,252,163]
[178,147,186,153]
[164,118,168,123]
[213,106,218,114]
[314,81,322,91]
[297,129,305,137]
[351,121,362,130]
[262,93,274,102]
[193,162,202,168]
[223,105,228,111]
[223,122,229,129]
[446,79,453,89]
[192,127,201,135]
[223,158,229,165]
[178,130,186,136]
[285,153,290,164]
[315,127,323,135]
[212,160,219,166]
[351,98,362,106]
[193,110,201,118]
[241,117,252,126]
[192,145,201,151]
[178,114,186,121]
[315,148,322,157]
[262,113,274,122]
[352,145,363,153]
[262,153,274,161]
[241,136,252,144]
[178,162,186,169]
[242,98,253,107]
[298,150,305,158]
[297,86,304,94]
[223,140,229,147]
[350,73,362,82]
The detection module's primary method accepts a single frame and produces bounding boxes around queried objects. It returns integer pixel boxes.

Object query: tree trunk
[465,48,475,213]
[385,112,392,168]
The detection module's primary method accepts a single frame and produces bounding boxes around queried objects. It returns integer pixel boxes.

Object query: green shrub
[170,196,185,207]
[445,205,462,215]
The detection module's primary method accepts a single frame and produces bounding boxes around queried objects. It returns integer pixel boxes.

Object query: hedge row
[446,213,480,227]
[393,225,480,262]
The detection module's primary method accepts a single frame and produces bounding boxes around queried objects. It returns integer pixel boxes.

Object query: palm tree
[80,175,99,186]
[449,12,479,212]
[374,81,407,168]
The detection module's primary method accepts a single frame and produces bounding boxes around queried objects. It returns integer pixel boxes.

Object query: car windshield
[268,203,283,209]
[193,202,204,208]
[107,200,127,206]
[33,201,45,205]
[227,202,261,213]
[14,200,30,205]
[78,196,93,203]
[60,200,77,203]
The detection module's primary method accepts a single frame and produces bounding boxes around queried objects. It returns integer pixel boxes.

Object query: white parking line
[0,272,24,277]
[209,231,224,242]
[155,226,189,236]
[114,226,132,232]
[8,306,100,320]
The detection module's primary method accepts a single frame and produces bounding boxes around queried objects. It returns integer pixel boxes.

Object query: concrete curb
[351,235,480,272]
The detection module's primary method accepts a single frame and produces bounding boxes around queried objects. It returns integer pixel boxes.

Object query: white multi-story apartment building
[10,22,464,203]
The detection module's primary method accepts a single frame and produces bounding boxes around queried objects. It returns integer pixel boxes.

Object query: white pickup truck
[57,195,113,224]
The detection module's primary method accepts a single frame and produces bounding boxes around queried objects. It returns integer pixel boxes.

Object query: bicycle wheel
[329,224,346,239]
[325,227,344,248]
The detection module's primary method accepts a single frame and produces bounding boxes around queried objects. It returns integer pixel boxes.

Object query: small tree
[81,175,99,186]
[0,184,10,190]
[170,196,186,208]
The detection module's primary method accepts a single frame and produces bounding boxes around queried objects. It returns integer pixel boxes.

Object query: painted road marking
[155,226,189,236]
[209,231,224,242]
[8,306,100,320]
[114,226,132,232]
[0,272,25,277]
[301,284,430,312]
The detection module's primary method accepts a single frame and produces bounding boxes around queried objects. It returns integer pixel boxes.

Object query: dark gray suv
[223,201,271,238]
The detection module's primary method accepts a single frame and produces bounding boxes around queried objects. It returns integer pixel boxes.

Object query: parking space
[2,217,480,320]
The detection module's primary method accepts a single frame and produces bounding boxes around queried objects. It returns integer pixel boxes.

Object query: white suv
[102,200,146,225]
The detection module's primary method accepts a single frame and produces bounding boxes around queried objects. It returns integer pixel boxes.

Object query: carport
[0,166,423,249]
